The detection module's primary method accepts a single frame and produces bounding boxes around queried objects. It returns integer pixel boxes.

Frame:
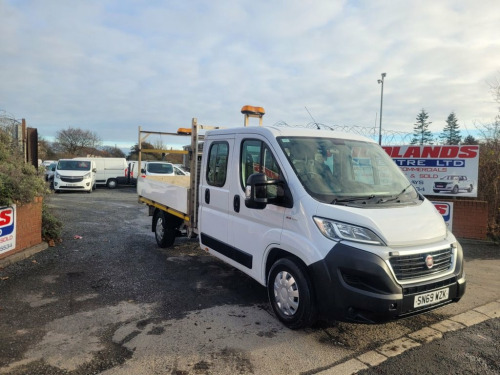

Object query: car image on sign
[433,175,474,194]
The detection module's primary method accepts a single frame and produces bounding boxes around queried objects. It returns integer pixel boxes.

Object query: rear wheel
[154,211,182,248]
[107,179,117,189]
[467,185,473,192]
[267,258,316,329]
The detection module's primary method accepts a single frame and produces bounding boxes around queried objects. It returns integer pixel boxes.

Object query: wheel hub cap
[273,271,299,316]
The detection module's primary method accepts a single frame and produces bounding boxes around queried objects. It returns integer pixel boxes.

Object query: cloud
[1,0,499,148]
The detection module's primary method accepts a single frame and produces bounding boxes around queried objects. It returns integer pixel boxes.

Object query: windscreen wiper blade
[331,195,376,204]
[380,184,413,203]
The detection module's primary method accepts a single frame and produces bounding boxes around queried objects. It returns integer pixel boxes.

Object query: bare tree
[55,127,101,157]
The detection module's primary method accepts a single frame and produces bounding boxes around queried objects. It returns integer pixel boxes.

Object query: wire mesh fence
[0,111,23,153]
[273,121,414,145]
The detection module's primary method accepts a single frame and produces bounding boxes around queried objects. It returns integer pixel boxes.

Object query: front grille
[61,176,84,183]
[389,247,453,281]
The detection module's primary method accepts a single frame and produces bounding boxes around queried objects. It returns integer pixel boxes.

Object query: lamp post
[377,72,386,145]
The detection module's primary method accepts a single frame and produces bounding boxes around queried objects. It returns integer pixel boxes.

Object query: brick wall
[433,199,488,240]
[0,197,43,260]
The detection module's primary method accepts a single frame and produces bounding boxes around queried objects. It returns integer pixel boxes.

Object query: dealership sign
[432,201,453,231]
[0,205,16,255]
[383,145,479,197]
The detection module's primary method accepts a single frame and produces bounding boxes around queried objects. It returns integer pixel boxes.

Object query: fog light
[389,303,397,310]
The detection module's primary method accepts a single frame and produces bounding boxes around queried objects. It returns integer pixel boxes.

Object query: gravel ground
[0,187,498,375]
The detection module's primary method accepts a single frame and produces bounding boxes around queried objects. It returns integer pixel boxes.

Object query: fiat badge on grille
[425,255,434,269]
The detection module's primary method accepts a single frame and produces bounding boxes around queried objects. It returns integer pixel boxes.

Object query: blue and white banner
[432,201,454,231]
[0,205,16,255]
[384,145,479,197]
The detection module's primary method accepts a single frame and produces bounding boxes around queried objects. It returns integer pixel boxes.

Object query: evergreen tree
[410,109,434,145]
[462,134,478,145]
[439,112,461,145]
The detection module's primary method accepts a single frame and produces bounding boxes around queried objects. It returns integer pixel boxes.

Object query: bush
[42,202,62,243]
[0,125,62,242]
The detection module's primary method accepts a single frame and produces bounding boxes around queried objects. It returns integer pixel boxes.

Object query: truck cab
[138,106,466,329]
[198,125,465,328]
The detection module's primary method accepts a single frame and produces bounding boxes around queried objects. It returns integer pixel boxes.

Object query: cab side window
[206,142,229,187]
[241,139,282,197]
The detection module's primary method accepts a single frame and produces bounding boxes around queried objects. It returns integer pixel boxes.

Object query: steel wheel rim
[156,217,164,241]
[273,270,299,316]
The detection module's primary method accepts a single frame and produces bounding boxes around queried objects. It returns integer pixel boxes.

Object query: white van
[53,159,96,193]
[138,113,466,328]
[87,157,128,189]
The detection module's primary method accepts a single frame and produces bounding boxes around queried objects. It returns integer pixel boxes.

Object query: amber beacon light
[241,105,265,127]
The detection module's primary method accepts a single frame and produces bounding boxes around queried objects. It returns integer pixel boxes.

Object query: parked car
[433,175,474,194]
[141,161,189,177]
[42,160,56,168]
[44,162,57,182]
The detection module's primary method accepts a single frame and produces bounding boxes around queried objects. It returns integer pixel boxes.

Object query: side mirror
[141,168,146,174]
[92,168,97,173]
[245,173,281,209]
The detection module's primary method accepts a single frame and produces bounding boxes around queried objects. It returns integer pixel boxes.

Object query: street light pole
[377,72,386,145]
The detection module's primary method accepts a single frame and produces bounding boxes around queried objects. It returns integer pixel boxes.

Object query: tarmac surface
[0,187,499,374]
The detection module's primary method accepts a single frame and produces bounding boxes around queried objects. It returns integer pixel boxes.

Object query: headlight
[55,173,61,179]
[83,172,90,179]
[313,217,384,245]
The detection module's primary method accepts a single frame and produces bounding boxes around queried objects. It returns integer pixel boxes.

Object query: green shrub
[0,126,61,242]
[42,202,62,242]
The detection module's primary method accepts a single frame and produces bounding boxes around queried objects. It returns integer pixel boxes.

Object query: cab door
[227,136,287,283]
[199,138,234,254]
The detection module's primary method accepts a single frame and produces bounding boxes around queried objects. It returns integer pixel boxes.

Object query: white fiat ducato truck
[137,106,466,329]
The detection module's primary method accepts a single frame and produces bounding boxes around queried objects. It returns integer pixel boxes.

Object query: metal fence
[0,111,23,152]
[273,121,414,145]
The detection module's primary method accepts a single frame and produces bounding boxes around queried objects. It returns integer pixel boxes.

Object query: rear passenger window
[206,142,229,187]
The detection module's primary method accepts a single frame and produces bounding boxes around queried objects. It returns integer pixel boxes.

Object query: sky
[1,0,500,152]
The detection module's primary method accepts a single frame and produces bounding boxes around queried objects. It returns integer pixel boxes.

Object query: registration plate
[414,287,449,308]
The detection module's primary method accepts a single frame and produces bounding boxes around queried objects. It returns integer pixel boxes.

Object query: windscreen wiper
[331,195,376,204]
[379,184,413,203]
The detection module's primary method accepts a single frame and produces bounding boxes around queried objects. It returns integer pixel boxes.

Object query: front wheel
[267,258,316,329]
[452,185,459,194]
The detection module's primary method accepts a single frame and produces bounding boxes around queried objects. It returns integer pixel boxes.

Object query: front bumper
[54,180,93,192]
[308,242,466,324]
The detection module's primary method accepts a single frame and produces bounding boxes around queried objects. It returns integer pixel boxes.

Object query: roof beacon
[241,105,265,127]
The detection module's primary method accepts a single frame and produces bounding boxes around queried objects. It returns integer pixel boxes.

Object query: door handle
[233,195,240,213]
[205,188,210,204]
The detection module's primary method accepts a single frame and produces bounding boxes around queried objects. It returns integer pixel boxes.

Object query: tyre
[452,185,459,194]
[87,187,92,194]
[153,211,182,248]
[107,179,117,189]
[267,257,316,329]
[468,185,473,193]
